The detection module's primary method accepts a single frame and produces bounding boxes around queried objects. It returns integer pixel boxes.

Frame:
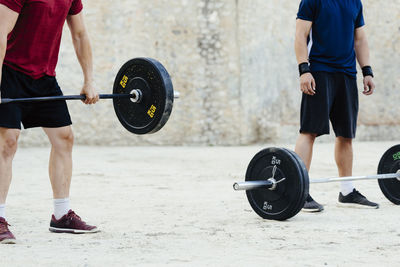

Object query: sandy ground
[0,141,399,266]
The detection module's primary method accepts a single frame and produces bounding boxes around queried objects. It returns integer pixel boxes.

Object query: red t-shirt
[0,0,83,79]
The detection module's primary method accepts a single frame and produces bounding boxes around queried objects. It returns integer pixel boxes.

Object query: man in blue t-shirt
[295,0,378,212]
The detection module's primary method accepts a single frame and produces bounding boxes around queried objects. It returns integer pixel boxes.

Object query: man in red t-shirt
[0,0,100,244]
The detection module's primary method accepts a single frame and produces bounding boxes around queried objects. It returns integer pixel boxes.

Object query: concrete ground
[0,142,399,266]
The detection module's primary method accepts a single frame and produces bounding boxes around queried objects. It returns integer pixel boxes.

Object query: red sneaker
[49,210,99,234]
[0,217,16,244]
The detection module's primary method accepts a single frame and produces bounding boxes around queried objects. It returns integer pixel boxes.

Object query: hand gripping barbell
[0,58,179,135]
[233,145,400,221]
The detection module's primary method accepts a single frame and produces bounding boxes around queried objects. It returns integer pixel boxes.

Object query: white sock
[0,204,5,219]
[340,181,355,196]
[53,198,70,220]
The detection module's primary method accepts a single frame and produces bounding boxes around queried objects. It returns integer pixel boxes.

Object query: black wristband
[298,62,311,77]
[362,66,374,78]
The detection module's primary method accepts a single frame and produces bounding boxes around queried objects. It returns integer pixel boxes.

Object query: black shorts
[0,65,72,129]
[300,72,359,138]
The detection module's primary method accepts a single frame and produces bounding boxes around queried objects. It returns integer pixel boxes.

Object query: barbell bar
[310,172,400,183]
[0,91,180,105]
[233,145,400,221]
[233,172,400,191]
[1,57,178,135]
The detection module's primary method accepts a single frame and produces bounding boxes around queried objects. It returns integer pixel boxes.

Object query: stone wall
[17,0,400,146]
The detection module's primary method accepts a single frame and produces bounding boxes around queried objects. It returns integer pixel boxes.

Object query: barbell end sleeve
[174,91,180,99]
[233,183,240,191]
[233,180,274,191]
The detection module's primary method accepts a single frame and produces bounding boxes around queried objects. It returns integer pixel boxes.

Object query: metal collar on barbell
[129,89,142,103]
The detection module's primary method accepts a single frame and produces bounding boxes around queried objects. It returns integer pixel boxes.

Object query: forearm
[355,37,370,68]
[295,35,309,64]
[72,32,93,84]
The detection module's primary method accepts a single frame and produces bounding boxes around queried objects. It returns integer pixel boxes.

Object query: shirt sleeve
[296,0,316,21]
[355,3,365,28]
[0,0,25,13]
[69,0,83,15]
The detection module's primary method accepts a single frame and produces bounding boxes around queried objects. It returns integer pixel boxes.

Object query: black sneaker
[338,189,379,209]
[302,194,324,212]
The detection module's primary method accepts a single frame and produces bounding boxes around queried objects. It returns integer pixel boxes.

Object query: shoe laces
[0,219,10,232]
[352,189,365,198]
[66,210,83,222]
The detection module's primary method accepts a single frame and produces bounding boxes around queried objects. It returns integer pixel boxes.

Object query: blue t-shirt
[297,0,365,77]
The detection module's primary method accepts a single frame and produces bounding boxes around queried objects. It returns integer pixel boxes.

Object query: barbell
[233,145,400,221]
[1,57,179,135]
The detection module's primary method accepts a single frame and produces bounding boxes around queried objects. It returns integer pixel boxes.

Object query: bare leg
[295,133,323,211]
[335,136,354,195]
[295,133,317,171]
[0,128,20,205]
[43,126,74,199]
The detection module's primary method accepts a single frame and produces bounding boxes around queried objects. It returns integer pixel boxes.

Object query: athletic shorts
[0,65,72,129]
[299,71,359,138]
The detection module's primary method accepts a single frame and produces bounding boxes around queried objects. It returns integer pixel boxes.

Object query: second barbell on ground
[233,145,400,221]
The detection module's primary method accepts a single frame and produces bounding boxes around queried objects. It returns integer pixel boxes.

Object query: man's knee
[336,136,353,146]
[1,131,19,159]
[300,132,317,143]
[52,128,74,152]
